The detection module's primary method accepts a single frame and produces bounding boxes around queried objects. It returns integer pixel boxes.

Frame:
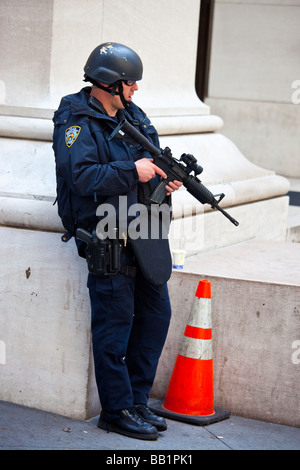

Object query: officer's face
[121,81,139,105]
[109,81,138,113]
[96,81,139,116]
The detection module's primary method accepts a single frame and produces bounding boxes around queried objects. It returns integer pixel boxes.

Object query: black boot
[98,408,158,440]
[135,404,167,431]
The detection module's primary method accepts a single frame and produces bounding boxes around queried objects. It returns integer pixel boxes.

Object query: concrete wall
[0,226,99,419]
[206,0,300,177]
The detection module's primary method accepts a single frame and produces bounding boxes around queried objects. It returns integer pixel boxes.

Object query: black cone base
[149,400,230,426]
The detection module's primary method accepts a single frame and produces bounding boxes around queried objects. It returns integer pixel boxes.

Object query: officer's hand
[135,158,167,183]
[164,180,183,196]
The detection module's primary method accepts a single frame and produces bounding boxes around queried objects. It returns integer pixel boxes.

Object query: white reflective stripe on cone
[180,337,213,360]
[188,298,212,329]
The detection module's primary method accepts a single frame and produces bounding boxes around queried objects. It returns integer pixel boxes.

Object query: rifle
[108,117,239,227]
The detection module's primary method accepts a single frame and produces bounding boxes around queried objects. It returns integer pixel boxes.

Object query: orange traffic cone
[150,280,230,425]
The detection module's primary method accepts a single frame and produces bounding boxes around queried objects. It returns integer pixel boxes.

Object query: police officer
[53,42,182,440]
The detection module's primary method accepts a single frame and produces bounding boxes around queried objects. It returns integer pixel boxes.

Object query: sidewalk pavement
[1,399,299,451]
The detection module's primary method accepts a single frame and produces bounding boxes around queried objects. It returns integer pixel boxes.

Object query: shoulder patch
[65,126,81,147]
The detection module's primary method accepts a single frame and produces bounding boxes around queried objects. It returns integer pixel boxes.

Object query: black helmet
[84,42,143,85]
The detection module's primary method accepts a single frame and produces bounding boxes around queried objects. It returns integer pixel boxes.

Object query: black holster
[76,228,122,277]
[85,234,121,277]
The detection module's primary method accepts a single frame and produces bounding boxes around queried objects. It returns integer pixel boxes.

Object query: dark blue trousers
[87,269,171,415]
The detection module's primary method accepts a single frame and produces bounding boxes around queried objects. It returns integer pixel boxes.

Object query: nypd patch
[65,126,81,147]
